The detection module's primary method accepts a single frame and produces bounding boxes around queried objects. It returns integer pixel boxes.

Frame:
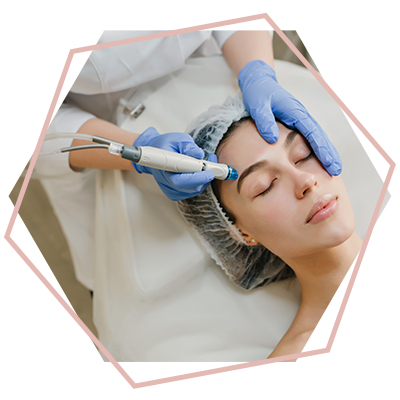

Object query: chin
[328,225,354,248]
[320,213,356,248]
[313,189,356,245]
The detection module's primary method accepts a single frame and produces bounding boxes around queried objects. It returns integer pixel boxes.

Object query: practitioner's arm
[221,31,274,77]
[69,118,139,171]
[69,118,213,201]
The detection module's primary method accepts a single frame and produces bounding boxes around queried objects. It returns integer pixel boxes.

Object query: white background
[0,0,400,399]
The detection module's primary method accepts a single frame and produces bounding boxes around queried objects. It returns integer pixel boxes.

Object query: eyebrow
[284,130,299,149]
[236,130,299,194]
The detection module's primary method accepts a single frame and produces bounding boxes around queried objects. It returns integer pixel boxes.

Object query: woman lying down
[178,94,363,361]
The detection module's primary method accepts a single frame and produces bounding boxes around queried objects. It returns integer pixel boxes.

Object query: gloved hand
[239,60,342,176]
[133,127,215,201]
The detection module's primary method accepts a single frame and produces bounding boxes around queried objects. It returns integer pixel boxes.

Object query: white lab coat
[36,30,237,178]
[35,30,238,289]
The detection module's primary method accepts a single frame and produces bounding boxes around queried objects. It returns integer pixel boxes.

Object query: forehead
[217,121,294,171]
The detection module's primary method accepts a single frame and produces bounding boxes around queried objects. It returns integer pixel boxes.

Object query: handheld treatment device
[43,133,238,181]
[121,145,238,180]
[88,136,238,180]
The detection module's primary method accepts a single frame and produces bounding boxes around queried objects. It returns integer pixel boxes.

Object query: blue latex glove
[239,60,342,176]
[133,127,215,201]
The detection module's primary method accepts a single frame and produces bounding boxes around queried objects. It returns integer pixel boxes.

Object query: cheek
[256,198,290,229]
[236,194,296,244]
[259,208,297,255]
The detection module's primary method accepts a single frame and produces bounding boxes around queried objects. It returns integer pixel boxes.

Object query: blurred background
[7,29,393,363]
[274,29,393,91]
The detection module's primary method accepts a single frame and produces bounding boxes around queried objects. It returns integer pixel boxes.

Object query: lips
[306,194,339,224]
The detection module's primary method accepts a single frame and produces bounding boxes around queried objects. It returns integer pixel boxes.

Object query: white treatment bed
[94,56,393,363]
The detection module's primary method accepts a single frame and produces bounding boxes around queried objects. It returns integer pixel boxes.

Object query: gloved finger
[274,106,342,176]
[251,106,279,143]
[161,132,204,158]
[305,120,342,176]
[158,132,199,155]
[134,126,160,147]
[256,118,280,144]
[169,170,215,191]
[270,89,311,126]
[151,170,207,200]
[295,116,342,176]
[324,145,342,176]
[207,154,218,163]
[181,141,205,160]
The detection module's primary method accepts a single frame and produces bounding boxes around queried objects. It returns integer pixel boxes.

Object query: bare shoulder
[267,326,337,363]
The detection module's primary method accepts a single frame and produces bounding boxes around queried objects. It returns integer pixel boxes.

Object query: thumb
[134,126,160,147]
[251,107,279,143]
[254,116,280,144]
[207,154,218,163]
[181,142,205,160]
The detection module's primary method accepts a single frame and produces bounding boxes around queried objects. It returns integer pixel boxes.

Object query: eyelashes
[295,151,314,164]
[256,151,315,198]
[257,178,277,197]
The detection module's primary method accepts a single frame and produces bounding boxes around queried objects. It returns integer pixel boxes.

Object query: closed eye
[295,151,315,164]
[257,178,277,197]
[256,152,314,197]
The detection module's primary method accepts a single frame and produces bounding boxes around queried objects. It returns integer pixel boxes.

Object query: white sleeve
[7,30,95,175]
[212,29,274,49]
[211,31,237,49]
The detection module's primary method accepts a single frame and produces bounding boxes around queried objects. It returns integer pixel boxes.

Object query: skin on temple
[214,119,363,361]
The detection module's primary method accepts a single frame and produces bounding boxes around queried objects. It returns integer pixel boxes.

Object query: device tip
[225,166,238,180]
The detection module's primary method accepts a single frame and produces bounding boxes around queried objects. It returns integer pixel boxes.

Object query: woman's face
[216,120,355,260]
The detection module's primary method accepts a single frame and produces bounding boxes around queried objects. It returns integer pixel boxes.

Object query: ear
[238,228,259,246]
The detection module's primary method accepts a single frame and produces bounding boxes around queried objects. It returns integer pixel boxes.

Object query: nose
[294,171,317,199]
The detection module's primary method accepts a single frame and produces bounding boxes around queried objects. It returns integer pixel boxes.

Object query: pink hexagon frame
[4,13,395,390]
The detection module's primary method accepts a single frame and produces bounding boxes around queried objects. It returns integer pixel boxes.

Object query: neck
[282,231,363,308]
